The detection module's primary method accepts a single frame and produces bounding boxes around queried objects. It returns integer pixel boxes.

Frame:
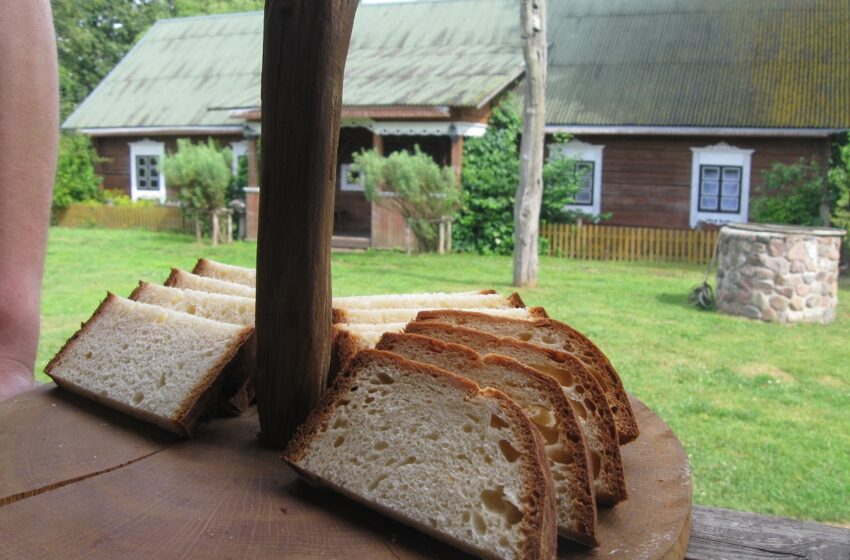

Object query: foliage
[164,139,232,219]
[38,228,850,523]
[77,189,157,208]
[352,146,461,251]
[828,142,850,231]
[453,98,593,255]
[52,133,103,210]
[750,159,831,226]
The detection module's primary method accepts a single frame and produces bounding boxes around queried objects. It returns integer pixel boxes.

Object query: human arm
[0,0,59,401]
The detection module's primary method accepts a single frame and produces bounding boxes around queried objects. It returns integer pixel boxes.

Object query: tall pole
[514,0,547,287]
[255,0,359,448]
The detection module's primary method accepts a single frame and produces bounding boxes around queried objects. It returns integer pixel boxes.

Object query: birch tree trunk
[513,0,547,287]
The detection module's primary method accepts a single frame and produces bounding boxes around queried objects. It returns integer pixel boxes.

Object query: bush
[164,139,232,215]
[829,142,850,231]
[453,98,592,255]
[352,146,460,251]
[53,133,102,209]
[750,158,828,226]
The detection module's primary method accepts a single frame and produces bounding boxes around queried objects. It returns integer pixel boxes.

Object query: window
[572,162,595,206]
[129,139,166,202]
[549,140,604,216]
[698,165,742,213]
[690,142,753,228]
[340,163,364,192]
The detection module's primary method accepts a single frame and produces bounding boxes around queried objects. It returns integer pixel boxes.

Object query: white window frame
[690,142,753,228]
[339,163,364,192]
[548,139,604,216]
[230,140,249,177]
[129,139,166,202]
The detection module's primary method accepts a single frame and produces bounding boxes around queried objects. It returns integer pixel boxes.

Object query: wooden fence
[540,223,719,264]
[54,204,192,234]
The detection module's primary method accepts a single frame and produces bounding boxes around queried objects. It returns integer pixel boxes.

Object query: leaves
[750,158,827,226]
[53,133,103,209]
[164,139,232,216]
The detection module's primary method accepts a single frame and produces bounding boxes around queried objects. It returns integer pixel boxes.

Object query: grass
[39,227,850,524]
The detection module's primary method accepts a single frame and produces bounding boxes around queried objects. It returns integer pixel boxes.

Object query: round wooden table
[0,385,691,559]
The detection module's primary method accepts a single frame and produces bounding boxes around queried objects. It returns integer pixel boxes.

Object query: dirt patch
[818,375,847,388]
[737,363,796,383]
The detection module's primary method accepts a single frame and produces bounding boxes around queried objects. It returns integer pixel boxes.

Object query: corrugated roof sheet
[64,0,522,130]
[546,0,850,128]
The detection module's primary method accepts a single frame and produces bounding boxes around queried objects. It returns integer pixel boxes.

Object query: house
[543,0,850,229]
[64,0,850,244]
[62,0,522,247]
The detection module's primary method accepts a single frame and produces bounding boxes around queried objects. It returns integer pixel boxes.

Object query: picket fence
[54,204,192,234]
[540,223,719,264]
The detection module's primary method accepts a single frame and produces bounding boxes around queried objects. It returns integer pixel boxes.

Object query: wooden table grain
[1,385,847,560]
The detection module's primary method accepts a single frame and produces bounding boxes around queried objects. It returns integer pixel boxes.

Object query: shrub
[750,159,828,226]
[352,146,461,251]
[53,133,102,209]
[164,139,231,214]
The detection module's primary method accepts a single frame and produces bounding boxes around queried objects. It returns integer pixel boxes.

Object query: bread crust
[404,321,627,504]
[191,258,214,277]
[284,349,557,560]
[506,292,526,308]
[376,332,597,546]
[415,310,639,444]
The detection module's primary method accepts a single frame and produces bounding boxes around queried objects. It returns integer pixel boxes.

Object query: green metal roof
[64,0,522,130]
[546,0,850,129]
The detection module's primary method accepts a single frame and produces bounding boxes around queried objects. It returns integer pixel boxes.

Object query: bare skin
[0,0,59,402]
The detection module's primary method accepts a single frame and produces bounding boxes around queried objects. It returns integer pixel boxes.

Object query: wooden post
[446,219,452,253]
[194,215,202,243]
[513,0,547,287]
[211,211,219,247]
[226,210,233,244]
[438,219,446,254]
[255,0,359,449]
[247,137,259,188]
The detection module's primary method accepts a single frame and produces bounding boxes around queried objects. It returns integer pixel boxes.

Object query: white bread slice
[129,282,256,416]
[405,321,627,505]
[192,258,256,287]
[416,310,639,444]
[165,268,256,298]
[332,290,526,311]
[130,282,255,325]
[44,294,254,436]
[333,306,547,325]
[375,333,597,546]
[284,350,557,560]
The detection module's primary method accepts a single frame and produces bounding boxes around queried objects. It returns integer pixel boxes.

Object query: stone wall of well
[716,225,844,324]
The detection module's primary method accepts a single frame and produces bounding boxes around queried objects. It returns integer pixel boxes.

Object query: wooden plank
[0,396,693,560]
[686,506,850,560]
[0,384,175,507]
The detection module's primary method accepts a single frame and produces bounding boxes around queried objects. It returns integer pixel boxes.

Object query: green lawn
[39,227,850,524]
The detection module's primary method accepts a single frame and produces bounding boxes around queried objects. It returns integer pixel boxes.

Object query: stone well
[716,223,846,324]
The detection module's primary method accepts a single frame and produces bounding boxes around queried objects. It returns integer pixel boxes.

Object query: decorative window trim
[690,142,753,228]
[548,139,604,216]
[339,163,364,192]
[230,140,249,177]
[129,139,166,202]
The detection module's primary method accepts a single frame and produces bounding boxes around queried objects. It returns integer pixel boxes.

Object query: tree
[352,146,461,253]
[52,133,103,210]
[163,139,232,244]
[514,0,547,287]
[750,159,830,227]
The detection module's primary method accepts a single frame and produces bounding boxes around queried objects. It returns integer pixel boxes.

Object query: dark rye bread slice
[416,310,639,444]
[44,294,254,437]
[405,322,627,505]
[375,333,597,546]
[284,350,557,560]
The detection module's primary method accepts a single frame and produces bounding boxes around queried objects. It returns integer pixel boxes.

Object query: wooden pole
[211,211,219,247]
[255,0,359,448]
[513,0,547,287]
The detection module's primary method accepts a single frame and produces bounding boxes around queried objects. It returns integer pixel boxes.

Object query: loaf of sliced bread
[129,282,257,415]
[375,333,597,546]
[165,268,256,298]
[416,311,639,444]
[192,258,256,287]
[405,321,627,505]
[284,350,557,560]
[44,294,254,436]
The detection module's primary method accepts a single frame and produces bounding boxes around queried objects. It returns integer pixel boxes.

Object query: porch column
[245,137,260,241]
[450,133,464,181]
[369,131,406,248]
